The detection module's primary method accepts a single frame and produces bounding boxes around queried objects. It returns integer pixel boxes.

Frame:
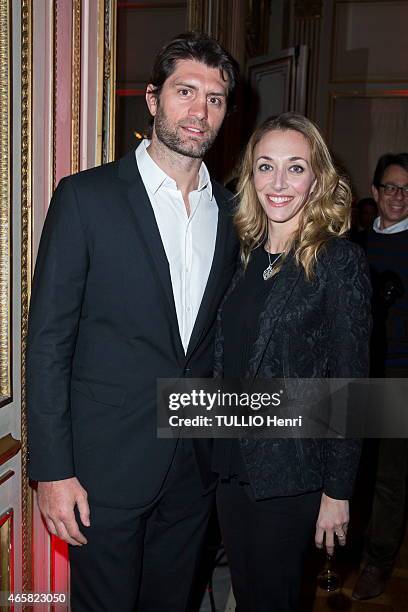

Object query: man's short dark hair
[373,152,408,186]
[149,31,239,112]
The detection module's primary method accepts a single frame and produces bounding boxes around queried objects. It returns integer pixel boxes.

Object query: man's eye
[179,89,190,96]
[209,97,222,106]
[289,165,304,174]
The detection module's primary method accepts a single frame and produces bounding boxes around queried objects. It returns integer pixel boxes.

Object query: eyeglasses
[378,183,408,197]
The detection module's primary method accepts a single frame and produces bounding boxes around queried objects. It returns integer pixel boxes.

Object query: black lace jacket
[214,238,372,500]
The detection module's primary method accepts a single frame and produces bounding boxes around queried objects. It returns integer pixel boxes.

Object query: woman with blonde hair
[212,113,371,611]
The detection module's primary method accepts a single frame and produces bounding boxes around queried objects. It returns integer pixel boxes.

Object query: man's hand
[315,492,349,555]
[37,477,90,546]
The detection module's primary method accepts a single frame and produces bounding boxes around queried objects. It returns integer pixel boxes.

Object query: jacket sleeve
[26,177,90,481]
[323,240,372,499]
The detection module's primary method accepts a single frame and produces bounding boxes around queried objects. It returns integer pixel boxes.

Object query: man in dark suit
[27,32,239,611]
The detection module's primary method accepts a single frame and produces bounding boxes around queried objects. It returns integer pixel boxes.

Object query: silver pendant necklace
[263,250,283,281]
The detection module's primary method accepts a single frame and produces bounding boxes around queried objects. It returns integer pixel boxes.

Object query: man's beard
[153,105,218,159]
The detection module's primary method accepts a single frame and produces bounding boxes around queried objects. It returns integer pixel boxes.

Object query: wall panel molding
[71,0,82,173]
[331,0,408,83]
[328,89,408,143]
[21,0,33,594]
[290,0,323,119]
[0,0,11,408]
[328,89,408,198]
[101,0,117,163]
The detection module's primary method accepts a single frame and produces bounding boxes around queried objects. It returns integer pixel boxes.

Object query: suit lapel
[117,151,185,364]
[247,254,302,382]
[186,183,233,360]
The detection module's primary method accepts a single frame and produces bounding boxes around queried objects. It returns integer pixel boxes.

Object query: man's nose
[395,187,404,200]
[188,96,208,120]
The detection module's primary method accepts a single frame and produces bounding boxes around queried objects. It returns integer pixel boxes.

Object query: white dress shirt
[373,216,408,234]
[136,139,218,353]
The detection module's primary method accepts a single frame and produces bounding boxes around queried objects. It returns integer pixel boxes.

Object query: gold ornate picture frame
[0,0,11,409]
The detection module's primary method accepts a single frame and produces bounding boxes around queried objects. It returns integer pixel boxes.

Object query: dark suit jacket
[214,238,372,500]
[26,149,238,508]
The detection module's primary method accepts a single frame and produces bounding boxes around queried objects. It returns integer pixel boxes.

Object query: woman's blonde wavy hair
[235,113,352,279]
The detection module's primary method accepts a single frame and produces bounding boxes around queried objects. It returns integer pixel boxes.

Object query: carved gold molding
[102,0,117,163]
[96,0,105,164]
[0,0,11,408]
[71,0,82,173]
[52,0,57,189]
[21,0,33,594]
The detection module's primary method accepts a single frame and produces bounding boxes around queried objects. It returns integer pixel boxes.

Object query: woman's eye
[289,165,304,174]
[258,163,272,172]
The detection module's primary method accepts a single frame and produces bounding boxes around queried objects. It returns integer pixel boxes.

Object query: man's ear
[146,85,158,117]
[371,184,379,203]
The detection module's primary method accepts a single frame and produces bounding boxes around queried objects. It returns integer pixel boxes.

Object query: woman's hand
[315,492,349,555]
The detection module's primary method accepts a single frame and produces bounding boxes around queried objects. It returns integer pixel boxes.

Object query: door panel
[247,45,309,127]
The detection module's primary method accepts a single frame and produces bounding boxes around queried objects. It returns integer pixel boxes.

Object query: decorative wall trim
[71,0,82,173]
[0,508,14,595]
[21,0,33,594]
[118,2,186,7]
[291,0,322,119]
[0,0,11,408]
[331,0,408,84]
[327,88,408,146]
[96,0,105,164]
[52,0,57,189]
[101,0,117,163]
[188,0,210,33]
[188,0,229,41]
[245,0,270,58]
[0,435,21,467]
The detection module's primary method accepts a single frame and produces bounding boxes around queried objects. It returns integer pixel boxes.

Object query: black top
[213,238,372,501]
[222,246,279,378]
[212,246,280,480]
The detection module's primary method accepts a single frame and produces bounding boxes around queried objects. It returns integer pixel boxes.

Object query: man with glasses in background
[353,153,408,600]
